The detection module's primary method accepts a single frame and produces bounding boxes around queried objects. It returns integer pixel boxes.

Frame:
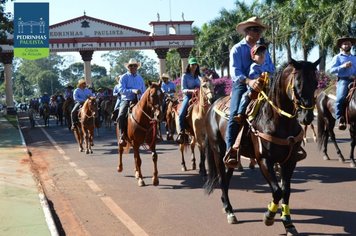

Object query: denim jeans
[226,81,247,149]
[117,100,130,135]
[71,102,82,124]
[238,90,251,115]
[178,95,191,131]
[335,79,352,119]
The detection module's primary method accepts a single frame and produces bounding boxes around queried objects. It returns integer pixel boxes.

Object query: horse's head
[146,80,164,121]
[289,58,321,125]
[84,96,98,117]
[199,74,214,105]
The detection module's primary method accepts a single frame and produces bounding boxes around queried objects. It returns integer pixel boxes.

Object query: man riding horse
[117,58,146,146]
[330,35,356,130]
[71,79,94,130]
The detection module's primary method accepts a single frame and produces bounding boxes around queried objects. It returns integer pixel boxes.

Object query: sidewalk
[0,113,57,236]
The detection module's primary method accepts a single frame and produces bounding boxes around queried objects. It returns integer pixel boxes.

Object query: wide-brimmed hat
[236,16,268,35]
[161,73,170,80]
[188,57,198,65]
[77,79,86,87]
[250,43,267,58]
[336,36,356,48]
[65,84,74,89]
[124,58,141,69]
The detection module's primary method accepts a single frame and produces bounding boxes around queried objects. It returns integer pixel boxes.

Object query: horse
[72,97,98,154]
[316,89,356,167]
[164,94,179,141]
[116,81,164,187]
[100,99,114,128]
[174,75,214,174]
[28,107,36,128]
[42,103,50,127]
[63,98,74,130]
[204,58,320,235]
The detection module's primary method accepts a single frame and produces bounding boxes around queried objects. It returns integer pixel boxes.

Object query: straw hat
[336,36,356,48]
[236,16,268,35]
[77,79,86,87]
[124,58,141,69]
[161,73,170,80]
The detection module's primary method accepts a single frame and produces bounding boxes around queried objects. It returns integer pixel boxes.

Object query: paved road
[19,113,356,236]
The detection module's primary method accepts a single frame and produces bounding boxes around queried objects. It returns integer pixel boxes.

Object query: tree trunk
[318,46,327,72]
[286,40,292,62]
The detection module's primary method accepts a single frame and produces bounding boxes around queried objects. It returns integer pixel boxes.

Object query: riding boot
[111,109,119,122]
[223,147,238,169]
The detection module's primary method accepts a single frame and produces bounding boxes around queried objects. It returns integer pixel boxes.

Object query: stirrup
[223,148,238,168]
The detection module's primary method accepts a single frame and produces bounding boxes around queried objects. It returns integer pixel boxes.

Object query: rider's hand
[342,61,352,68]
[132,89,141,95]
[246,78,261,92]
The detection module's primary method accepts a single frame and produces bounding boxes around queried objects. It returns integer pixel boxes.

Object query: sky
[4,0,241,70]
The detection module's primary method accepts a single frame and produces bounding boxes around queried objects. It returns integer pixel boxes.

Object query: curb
[16,116,59,236]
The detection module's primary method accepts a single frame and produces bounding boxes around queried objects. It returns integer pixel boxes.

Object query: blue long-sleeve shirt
[329,52,356,78]
[162,81,176,96]
[230,38,274,83]
[181,73,200,96]
[73,88,93,103]
[118,72,146,101]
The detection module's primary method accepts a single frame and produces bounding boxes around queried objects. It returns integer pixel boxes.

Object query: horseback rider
[39,92,50,116]
[117,58,146,146]
[330,36,356,130]
[161,73,176,115]
[237,42,268,118]
[224,16,274,168]
[70,79,94,130]
[64,84,74,101]
[176,57,201,144]
[111,76,121,123]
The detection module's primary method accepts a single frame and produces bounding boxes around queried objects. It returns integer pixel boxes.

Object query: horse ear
[148,80,152,87]
[158,79,162,87]
[289,58,302,70]
[312,57,322,68]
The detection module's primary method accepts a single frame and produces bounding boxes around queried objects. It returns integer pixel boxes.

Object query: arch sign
[14,2,50,60]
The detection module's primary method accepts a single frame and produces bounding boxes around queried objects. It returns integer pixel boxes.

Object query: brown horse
[100,99,114,128]
[204,59,320,235]
[63,97,74,130]
[116,81,164,186]
[174,75,214,175]
[42,103,50,127]
[164,94,179,140]
[73,97,98,154]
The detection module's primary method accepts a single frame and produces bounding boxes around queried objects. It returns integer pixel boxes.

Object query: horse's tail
[203,137,219,195]
[316,92,327,151]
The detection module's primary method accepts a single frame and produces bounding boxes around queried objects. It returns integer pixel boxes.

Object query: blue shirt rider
[225,17,274,168]
[39,92,50,116]
[117,58,146,146]
[70,79,93,130]
[111,76,122,122]
[330,36,356,130]
[237,43,268,117]
[176,57,201,144]
[161,73,176,116]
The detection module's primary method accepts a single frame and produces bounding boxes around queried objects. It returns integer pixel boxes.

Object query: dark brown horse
[164,94,178,141]
[116,81,164,186]
[316,86,356,167]
[100,99,114,128]
[72,97,98,154]
[204,58,320,235]
[63,97,74,130]
[42,103,50,127]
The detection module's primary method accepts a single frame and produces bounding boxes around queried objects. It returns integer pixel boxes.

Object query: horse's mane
[254,63,293,128]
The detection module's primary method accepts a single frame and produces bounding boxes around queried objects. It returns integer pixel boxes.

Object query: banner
[14,3,49,60]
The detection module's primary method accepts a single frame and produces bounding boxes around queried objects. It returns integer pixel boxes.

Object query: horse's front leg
[133,145,145,186]
[116,125,124,172]
[190,138,196,170]
[198,145,207,177]
[349,123,356,167]
[258,159,283,227]
[83,129,90,154]
[151,146,159,186]
[280,162,299,236]
[88,128,94,154]
[328,127,345,162]
[179,143,187,171]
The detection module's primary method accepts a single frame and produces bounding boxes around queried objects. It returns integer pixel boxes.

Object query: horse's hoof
[237,162,244,172]
[286,226,299,236]
[135,171,140,179]
[227,213,238,224]
[182,166,187,172]
[263,211,275,226]
[322,155,330,161]
[152,177,159,186]
[338,157,345,163]
[80,149,84,152]
[192,163,196,170]
[138,179,145,187]
[86,150,89,154]
[350,162,356,168]
[90,150,93,154]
